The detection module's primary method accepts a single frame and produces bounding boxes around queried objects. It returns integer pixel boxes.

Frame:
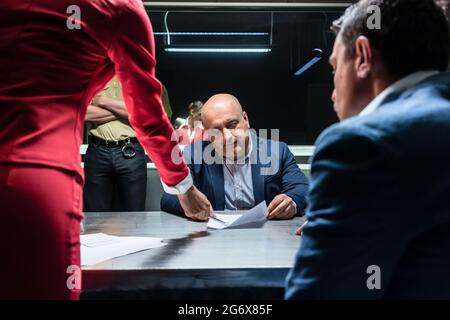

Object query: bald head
[201,93,250,160]
[202,94,243,128]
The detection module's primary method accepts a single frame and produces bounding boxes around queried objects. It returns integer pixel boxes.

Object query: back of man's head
[332,0,450,77]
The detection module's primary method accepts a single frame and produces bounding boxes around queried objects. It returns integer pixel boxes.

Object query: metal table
[82,211,304,298]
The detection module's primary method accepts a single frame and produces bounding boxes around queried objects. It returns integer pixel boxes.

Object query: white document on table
[80,233,165,266]
[207,201,268,230]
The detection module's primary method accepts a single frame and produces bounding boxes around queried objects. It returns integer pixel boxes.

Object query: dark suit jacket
[286,72,450,299]
[161,134,309,216]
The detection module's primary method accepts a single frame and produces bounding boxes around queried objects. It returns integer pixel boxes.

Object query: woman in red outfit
[0,0,211,299]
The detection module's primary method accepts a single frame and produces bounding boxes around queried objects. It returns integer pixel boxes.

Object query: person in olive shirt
[84,77,172,211]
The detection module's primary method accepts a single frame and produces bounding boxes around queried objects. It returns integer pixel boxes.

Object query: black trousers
[83,141,147,212]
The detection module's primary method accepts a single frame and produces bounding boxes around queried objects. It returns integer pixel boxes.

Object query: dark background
[147,9,344,145]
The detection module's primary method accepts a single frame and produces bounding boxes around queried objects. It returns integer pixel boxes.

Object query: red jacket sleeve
[107,0,189,187]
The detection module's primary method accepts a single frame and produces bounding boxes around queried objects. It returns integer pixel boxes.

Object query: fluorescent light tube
[164,47,271,53]
[154,32,269,36]
[294,48,323,76]
[294,57,322,76]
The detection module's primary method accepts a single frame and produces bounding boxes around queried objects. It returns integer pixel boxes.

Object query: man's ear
[354,36,373,79]
[242,111,250,128]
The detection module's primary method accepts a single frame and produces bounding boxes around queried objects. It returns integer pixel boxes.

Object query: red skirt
[0,163,83,299]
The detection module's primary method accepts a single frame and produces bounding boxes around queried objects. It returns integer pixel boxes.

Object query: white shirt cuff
[161,170,193,195]
[292,201,298,214]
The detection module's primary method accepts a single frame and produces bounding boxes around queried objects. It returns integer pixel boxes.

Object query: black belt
[89,136,139,147]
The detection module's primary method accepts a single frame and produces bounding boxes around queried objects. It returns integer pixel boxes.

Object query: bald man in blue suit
[161,94,309,220]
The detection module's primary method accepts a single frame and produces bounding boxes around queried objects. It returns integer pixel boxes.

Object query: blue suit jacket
[286,72,450,299]
[161,134,309,216]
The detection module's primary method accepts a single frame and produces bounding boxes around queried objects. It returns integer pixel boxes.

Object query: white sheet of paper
[80,233,165,266]
[207,201,268,230]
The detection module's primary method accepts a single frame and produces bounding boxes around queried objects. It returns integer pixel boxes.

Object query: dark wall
[148,10,343,145]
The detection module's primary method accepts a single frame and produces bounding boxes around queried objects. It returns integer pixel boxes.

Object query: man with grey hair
[286,0,450,299]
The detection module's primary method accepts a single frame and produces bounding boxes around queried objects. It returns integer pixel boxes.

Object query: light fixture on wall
[164,47,271,53]
[293,48,323,76]
[161,11,273,53]
[155,32,269,36]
